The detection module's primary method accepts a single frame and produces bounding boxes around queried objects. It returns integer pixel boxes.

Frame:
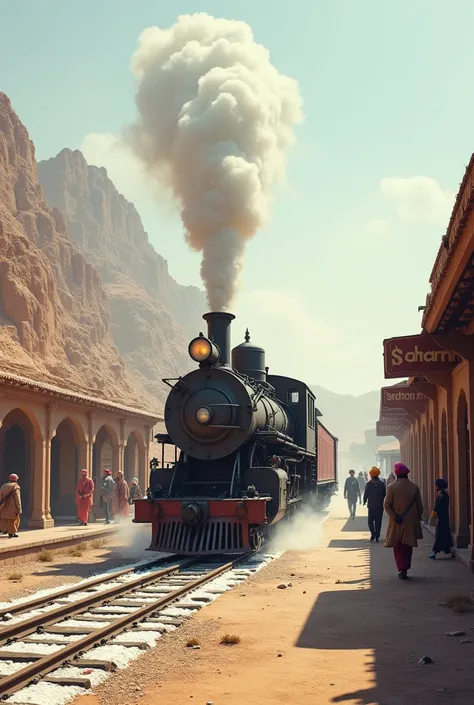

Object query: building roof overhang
[422,154,474,333]
[0,369,162,423]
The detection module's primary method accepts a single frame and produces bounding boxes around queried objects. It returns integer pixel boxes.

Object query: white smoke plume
[126,13,303,310]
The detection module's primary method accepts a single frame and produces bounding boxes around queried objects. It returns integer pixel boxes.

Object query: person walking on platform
[344,470,361,519]
[384,462,423,580]
[386,470,396,487]
[129,478,143,503]
[100,468,115,524]
[429,479,454,560]
[357,472,366,495]
[363,467,386,542]
[113,471,130,519]
[75,469,94,526]
[129,477,143,518]
[0,474,22,538]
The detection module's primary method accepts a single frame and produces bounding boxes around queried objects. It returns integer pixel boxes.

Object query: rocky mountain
[0,93,157,407]
[311,385,380,451]
[37,149,205,403]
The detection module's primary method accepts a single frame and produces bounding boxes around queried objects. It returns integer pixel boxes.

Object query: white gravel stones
[4,604,63,626]
[50,664,108,688]
[93,605,137,613]
[27,633,83,643]
[0,659,35,675]
[5,681,86,705]
[81,644,142,669]
[1,641,62,655]
[159,606,197,617]
[58,619,110,628]
[112,630,161,647]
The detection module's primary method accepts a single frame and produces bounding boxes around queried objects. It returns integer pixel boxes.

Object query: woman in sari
[113,471,130,519]
[75,469,94,526]
[429,479,454,559]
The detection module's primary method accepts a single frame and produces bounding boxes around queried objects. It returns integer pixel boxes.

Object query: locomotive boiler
[134,311,338,554]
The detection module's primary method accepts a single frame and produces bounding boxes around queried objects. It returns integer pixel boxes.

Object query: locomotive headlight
[196,406,212,425]
[188,336,219,365]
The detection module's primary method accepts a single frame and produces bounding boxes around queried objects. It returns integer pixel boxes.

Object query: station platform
[0,521,118,566]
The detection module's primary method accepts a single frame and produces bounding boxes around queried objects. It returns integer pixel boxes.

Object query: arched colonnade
[0,390,156,528]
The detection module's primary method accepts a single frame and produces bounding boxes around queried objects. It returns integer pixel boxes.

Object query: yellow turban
[369,466,380,477]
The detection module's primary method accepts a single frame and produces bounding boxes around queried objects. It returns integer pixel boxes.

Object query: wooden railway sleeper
[0,558,197,645]
[0,551,254,699]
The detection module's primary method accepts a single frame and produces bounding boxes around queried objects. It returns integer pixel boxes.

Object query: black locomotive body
[134,311,338,554]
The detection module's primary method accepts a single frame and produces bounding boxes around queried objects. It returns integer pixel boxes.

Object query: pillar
[143,425,151,491]
[28,434,54,529]
[87,411,95,474]
[118,419,126,475]
[468,360,474,569]
[44,403,57,523]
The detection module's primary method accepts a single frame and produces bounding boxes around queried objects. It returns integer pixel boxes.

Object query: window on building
[289,390,299,404]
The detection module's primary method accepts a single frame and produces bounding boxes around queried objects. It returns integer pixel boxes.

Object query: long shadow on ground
[296,518,474,704]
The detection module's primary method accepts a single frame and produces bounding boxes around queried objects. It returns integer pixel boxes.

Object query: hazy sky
[1,1,471,395]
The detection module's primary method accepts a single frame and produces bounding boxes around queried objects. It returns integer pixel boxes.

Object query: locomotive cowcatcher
[134,311,337,554]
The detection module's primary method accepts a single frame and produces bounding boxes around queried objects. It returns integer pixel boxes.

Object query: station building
[0,370,160,528]
[375,441,400,477]
[377,154,474,569]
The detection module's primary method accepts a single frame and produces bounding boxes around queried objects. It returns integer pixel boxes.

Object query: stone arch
[92,424,119,519]
[0,407,42,521]
[456,390,470,547]
[124,430,146,490]
[50,417,87,520]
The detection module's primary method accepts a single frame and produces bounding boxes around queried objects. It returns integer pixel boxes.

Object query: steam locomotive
[134,311,338,554]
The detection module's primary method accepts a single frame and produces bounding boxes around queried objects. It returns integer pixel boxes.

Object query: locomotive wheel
[249,527,263,551]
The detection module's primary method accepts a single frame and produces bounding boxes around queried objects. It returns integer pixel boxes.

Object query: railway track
[0,552,257,700]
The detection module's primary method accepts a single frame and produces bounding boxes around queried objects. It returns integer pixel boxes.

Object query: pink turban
[394,462,409,476]
[9,473,19,482]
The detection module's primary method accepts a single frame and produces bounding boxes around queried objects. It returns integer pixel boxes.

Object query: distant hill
[310,385,380,452]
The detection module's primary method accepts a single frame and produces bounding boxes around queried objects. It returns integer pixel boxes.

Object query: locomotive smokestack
[203,312,235,366]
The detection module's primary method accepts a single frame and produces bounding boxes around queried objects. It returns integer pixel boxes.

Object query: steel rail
[0,558,196,644]
[0,551,252,698]
[0,556,179,619]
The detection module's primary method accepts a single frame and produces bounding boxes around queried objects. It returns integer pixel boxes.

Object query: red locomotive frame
[134,497,270,554]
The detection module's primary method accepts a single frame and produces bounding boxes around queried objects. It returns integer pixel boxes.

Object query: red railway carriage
[134,311,338,555]
[315,421,338,504]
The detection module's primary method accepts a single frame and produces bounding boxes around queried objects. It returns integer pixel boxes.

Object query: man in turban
[363,466,386,542]
[0,473,22,538]
[384,463,423,579]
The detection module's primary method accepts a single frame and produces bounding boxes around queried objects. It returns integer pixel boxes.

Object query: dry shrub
[38,549,54,563]
[7,572,22,582]
[220,633,240,645]
[186,637,200,647]
[441,593,474,613]
[91,538,107,550]
[68,542,86,558]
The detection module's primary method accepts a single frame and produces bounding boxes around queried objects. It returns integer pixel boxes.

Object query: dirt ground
[0,530,152,602]
[73,506,474,705]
